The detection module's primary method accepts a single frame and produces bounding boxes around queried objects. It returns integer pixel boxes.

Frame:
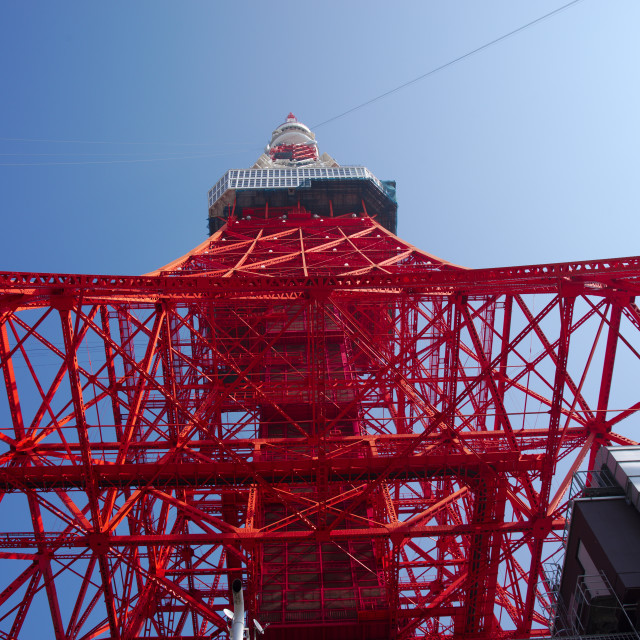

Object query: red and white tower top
[253,113,337,169]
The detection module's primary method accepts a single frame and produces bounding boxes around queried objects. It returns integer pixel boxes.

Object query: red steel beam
[2,251,640,304]
[0,452,545,491]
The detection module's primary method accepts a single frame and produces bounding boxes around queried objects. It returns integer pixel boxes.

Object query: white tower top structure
[252,113,338,169]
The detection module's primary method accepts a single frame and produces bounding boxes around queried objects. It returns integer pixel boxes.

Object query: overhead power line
[312,0,587,129]
[0,152,237,167]
[0,136,257,147]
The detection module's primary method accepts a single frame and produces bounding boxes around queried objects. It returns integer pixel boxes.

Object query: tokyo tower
[1,113,640,639]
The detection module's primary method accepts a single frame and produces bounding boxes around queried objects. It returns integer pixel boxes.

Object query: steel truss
[1,209,640,639]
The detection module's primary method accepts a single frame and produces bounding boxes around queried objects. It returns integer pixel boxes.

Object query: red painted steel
[1,204,640,639]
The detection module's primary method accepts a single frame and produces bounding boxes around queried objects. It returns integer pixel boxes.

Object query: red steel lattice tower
[1,114,640,639]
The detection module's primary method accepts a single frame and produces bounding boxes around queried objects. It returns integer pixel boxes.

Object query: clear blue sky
[1,1,639,274]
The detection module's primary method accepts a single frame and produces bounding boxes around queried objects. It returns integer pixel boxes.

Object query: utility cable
[0,153,228,167]
[0,136,256,147]
[0,2,587,159]
[312,0,587,129]
[0,151,245,158]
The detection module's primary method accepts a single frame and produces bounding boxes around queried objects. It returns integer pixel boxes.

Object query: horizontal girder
[0,518,565,550]
[0,452,545,491]
[1,252,640,306]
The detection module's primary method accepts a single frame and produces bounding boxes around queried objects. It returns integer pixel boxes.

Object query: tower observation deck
[1,114,640,639]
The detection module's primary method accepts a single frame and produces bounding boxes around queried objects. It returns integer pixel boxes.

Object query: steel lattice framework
[2,201,640,638]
